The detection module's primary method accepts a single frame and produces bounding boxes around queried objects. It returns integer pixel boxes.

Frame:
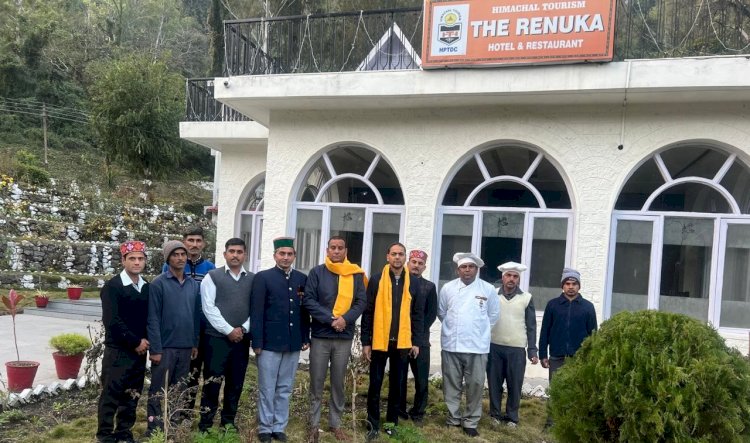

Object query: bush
[548,311,750,442]
[49,333,92,356]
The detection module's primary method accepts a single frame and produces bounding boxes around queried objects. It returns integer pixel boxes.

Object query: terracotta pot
[5,361,40,392]
[34,297,49,308]
[52,352,85,379]
[67,287,83,300]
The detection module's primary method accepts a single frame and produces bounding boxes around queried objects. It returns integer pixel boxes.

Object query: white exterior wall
[259,102,750,360]
[213,144,267,266]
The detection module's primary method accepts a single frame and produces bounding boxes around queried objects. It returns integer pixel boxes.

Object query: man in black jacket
[303,236,367,443]
[399,249,438,425]
[361,243,425,440]
[97,241,150,443]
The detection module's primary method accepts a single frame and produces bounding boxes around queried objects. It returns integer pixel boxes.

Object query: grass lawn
[0,359,554,443]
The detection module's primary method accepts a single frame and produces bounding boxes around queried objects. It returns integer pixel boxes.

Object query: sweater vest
[205,267,254,337]
[491,291,532,347]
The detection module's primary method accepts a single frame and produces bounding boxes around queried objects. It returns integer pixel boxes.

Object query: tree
[88,54,183,179]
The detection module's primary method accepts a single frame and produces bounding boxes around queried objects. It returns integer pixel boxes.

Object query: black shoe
[384,427,395,438]
[258,433,273,442]
[271,432,288,442]
[462,427,479,437]
[366,429,379,441]
[398,411,410,420]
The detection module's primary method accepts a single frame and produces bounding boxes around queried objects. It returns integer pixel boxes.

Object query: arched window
[606,145,750,331]
[291,145,404,274]
[436,145,573,311]
[237,178,264,273]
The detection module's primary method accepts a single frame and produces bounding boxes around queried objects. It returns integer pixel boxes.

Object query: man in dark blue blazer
[251,237,310,443]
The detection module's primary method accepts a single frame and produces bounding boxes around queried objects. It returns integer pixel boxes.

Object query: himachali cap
[120,240,146,257]
[273,237,295,250]
[409,250,428,261]
[453,252,485,268]
[497,261,528,275]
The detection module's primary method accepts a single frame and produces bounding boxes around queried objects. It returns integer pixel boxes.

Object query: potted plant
[34,290,50,308]
[2,289,40,392]
[49,333,92,379]
[66,285,83,300]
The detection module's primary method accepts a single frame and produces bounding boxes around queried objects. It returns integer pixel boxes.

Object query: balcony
[185,78,250,122]
[223,1,750,77]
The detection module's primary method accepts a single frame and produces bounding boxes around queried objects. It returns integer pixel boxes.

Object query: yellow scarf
[325,256,366,318]
[372,264,412,351]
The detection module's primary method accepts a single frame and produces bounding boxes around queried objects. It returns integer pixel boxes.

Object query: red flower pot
[67,287,83,300]
[52,352,85,379]
[34,297,49,308]
[5,361,40,392]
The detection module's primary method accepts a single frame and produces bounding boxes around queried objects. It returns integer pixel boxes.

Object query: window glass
[240,214,254,270]
[295,209,323,273]
[298,157,330,202]
[479,146,535,178]
[370,213,401,273]
[529,217,568,310]
[658,217,713,321]
[320,178,379,204]
[439,214,473,287]
[610,219,652,315]
[480,212,525,284]
[615,159,665,210]
[327,146,376,176]
[528,158,572,209]
[470,182,540,208]
[330,207,365,266]
[649,183,730,213]
[660,146,727,180]
[719,224,750,329]
[244,181,264,211]
[368,158,404,204]
[443,158,483,206]
[719,161,750,214]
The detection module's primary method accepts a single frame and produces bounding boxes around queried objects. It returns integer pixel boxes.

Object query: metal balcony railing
[185,78,250,122]
[223,1,750,76]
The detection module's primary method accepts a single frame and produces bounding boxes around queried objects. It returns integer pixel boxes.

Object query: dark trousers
[96,347,146,443]
[487,344,526,423]
[185,331,206,413]
[367,342,408,431]
[546,356,568,426]
[147,348,193,431]
[199,334,250,430]
[399,346,430,419]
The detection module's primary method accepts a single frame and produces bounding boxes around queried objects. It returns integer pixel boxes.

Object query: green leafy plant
[49,333,92,356]
[549,310,750,442]
[192,426,241,443]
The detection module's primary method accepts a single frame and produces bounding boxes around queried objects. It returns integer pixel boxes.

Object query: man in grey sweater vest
[487,261,538,428]
[198,238,254,432]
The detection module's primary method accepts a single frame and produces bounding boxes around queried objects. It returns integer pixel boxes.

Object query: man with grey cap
[146,240,201,436]
[538,267,597,427]
[438,252,500,438]
[488,261,538,428]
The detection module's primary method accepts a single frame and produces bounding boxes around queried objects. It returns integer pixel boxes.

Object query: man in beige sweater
[487,261,539,428]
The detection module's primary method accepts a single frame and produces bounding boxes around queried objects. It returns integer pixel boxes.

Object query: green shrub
[15,162,50,186]
[49,333,92,355]
[548,311,750,442]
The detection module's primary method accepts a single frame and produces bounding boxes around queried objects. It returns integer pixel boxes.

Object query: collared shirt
[119,269,146,293]
[438,277,500,354]
[201,266,251,335]
[538,293,597,359]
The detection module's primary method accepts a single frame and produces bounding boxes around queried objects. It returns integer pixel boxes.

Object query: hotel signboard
[422,0,618,68]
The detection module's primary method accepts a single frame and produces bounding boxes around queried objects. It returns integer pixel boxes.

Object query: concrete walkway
[1,312,549,392]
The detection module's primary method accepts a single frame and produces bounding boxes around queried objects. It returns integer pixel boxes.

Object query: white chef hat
[452,252,485,268]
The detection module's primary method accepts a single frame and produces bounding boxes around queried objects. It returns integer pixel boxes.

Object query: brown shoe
[307,427,319,443]
[329,427,352,442]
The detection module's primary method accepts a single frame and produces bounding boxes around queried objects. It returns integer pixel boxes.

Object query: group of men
[96,228,597,443]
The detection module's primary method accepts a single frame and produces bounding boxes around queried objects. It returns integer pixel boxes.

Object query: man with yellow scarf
[303,236,368,443]
[361,242,425,441]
